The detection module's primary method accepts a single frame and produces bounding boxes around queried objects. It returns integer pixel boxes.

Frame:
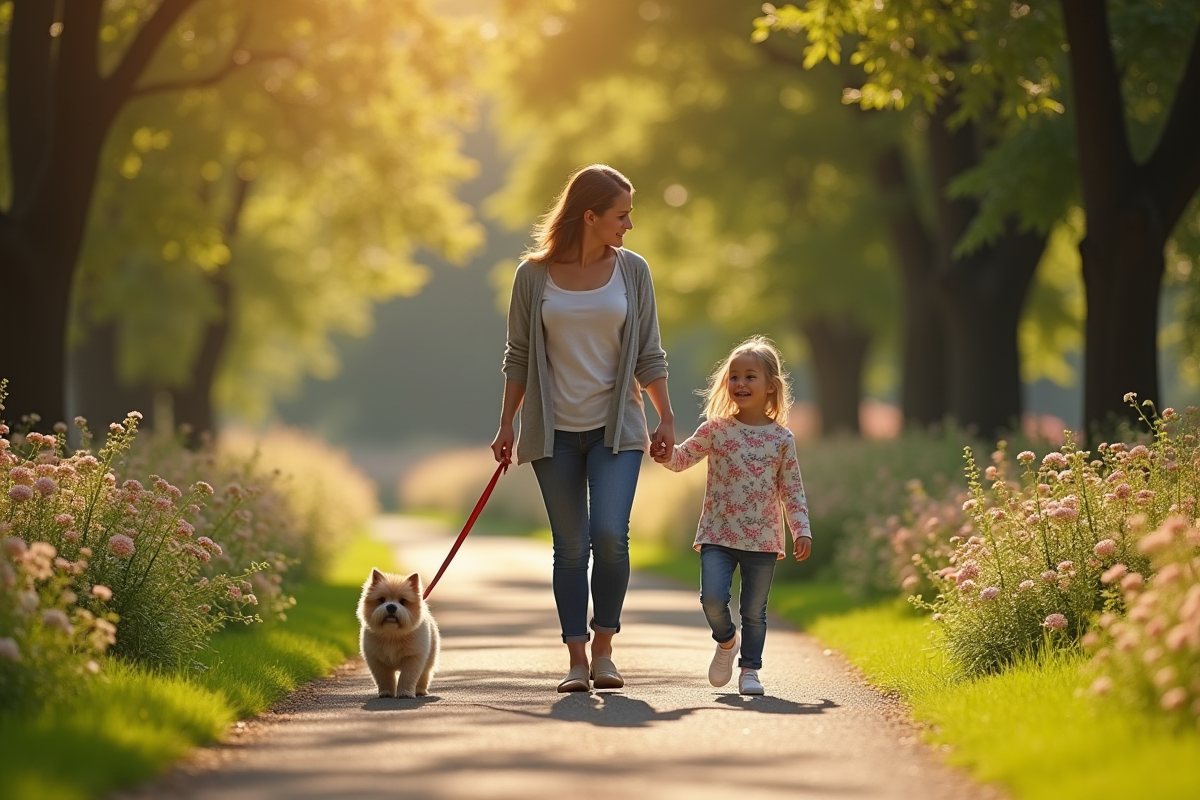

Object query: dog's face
[358,569,426,633]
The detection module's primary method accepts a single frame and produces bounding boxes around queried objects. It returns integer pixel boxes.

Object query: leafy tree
[1,0,482,431]
[755,0,1200,434]
[491,0,899,434]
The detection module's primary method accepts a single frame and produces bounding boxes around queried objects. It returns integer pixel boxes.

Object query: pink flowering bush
[1086,515,1200,724]
[0,536,117,710]
[1,406,261,669]
[920,398,1196,676]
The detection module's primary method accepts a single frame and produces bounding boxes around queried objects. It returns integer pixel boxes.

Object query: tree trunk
[170,274,233,446]
[925,105,1046,440]
[801,317,871,435]
[1061,1,1200,438]
[1079,201,1165,431]
[940,229,1046,439]
[874,145,947,429]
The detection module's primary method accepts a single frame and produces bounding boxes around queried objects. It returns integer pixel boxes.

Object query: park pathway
[124,515,1001,800]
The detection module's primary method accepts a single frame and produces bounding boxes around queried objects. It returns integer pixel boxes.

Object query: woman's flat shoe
[589,656,624,690]
[557,665,591,693]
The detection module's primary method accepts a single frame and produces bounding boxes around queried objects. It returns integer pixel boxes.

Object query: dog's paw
[396,689,417,699]
[416,689,429,696]
[378,691,394,698]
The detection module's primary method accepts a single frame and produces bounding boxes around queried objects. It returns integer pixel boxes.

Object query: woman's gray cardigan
[502,248,669,465]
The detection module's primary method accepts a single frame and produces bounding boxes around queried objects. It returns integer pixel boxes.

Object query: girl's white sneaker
[708,634,739,687]
[738,669,764,695]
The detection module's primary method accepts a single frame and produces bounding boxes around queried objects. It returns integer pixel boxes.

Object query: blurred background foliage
[0,0,1198,504]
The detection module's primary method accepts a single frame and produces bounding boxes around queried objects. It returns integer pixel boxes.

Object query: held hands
[650,422,675,463]
[794,537,812,562]
[490,423,514,465]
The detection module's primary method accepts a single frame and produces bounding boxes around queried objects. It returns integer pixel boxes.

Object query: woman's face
[586,190,634,248]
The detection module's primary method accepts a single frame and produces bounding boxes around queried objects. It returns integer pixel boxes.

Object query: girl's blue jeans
[699,544,778,669]
[531,428,642,643]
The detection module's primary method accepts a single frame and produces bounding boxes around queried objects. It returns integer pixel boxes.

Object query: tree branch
[1060,0,1135,219]
[1147,24,1200,230]
[5,1,57,213]
[105,0,201,106]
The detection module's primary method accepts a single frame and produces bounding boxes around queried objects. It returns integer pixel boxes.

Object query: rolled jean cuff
[590,618,620,636]
[562,632,590,644]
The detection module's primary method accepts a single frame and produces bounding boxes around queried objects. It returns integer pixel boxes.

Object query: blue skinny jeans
[699,544,778,669]
[531,427,642,643]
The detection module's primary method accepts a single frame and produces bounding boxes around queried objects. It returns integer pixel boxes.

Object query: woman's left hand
[650,422,675,463]
[794,538,812,562]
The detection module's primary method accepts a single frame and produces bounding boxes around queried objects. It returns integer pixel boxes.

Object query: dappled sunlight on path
[121,515,1002,800]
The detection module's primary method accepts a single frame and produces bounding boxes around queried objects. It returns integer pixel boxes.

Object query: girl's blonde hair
[523,164,633,264]
[701,336,793,424]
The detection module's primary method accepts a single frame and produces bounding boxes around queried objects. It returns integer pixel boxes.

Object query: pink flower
[33,477,57,497]
[1057,560,1075,573]
[1094,539,1117,557]
[1043,613,1068,631]
[1127,445,1149,460]
[9,466,34,485]
[1017,451,1035,465]
[1090,676,1113,695]
[1049,506,1078,521]
[196,536,222,555]
[1161,687,1188,711]
[107,534,135,558]
[980,586,1000,601]
[193,481,214,496]
[127,410,144,420]
[54,513,74,527]
[1042,452,1069,470]
[1101,563,1128,584]
[175,520,195,539]
[245,594,258,606]
[122,479,144,493]
[1041,570,1058,582]
[8,485,34,502]
[2,537,28,558]
[91,585,113,601]
[1114,483,1132,499]
[1121,572,1144,592]
[956,563,980,583]
[198,604,212,613]
[959,579,978,594]
[984,466,998,481]
[42,609,73,634]
[227,585,242,600]
[0,637,20,661]
[1135,489,1155,505]
[1018,580,1034,591]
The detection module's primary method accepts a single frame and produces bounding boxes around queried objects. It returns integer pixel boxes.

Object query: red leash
[422,458,510,600]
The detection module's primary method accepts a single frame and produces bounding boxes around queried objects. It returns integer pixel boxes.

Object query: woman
[491,164,675,692]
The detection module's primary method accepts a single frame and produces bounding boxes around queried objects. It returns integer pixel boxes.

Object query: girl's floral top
[665,417,811,558]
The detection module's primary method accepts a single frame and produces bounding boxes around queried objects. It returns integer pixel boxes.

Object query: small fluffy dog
[358,568,440,698]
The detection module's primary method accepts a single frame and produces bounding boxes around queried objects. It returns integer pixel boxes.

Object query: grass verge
[635,545,1200,800]
[0,531,393,800]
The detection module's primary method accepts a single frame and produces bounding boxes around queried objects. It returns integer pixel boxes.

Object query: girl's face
[727,352,775,416]
[585,190,634,249]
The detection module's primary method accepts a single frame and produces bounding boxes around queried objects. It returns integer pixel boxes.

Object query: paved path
[125,515,1000,800]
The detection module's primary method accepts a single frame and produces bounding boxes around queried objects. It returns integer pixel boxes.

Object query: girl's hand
[794,538,812,562]
[650,423,674,463]
[491,423,515,464]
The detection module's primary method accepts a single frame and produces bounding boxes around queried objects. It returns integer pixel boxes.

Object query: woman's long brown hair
[523,164,633,264]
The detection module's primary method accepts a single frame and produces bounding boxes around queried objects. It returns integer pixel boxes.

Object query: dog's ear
[406,573,422,594]
[369,568,386,587]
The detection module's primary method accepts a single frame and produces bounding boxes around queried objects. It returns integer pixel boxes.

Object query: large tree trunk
[1062,1,1200,437]
[0,0,201,428]
[170,274,233,446]
[940,229,1046,439]
[801,317,871,435]
[926,105,1046,440]
[874,145,947,429]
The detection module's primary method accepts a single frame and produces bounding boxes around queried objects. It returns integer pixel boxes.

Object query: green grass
[635,544,1200,799]
[0,531,394,800]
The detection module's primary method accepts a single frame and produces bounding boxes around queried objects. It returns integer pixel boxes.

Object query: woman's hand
[491,423,515,464]
[794,538,812,562]
[650,422,674,463]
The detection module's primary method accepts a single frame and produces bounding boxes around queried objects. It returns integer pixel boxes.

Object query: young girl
[653,336,811,695]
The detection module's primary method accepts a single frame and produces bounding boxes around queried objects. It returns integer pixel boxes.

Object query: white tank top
[541,264,628,431]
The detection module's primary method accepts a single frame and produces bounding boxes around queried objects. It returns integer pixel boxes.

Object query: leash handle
[423,458,509,600]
